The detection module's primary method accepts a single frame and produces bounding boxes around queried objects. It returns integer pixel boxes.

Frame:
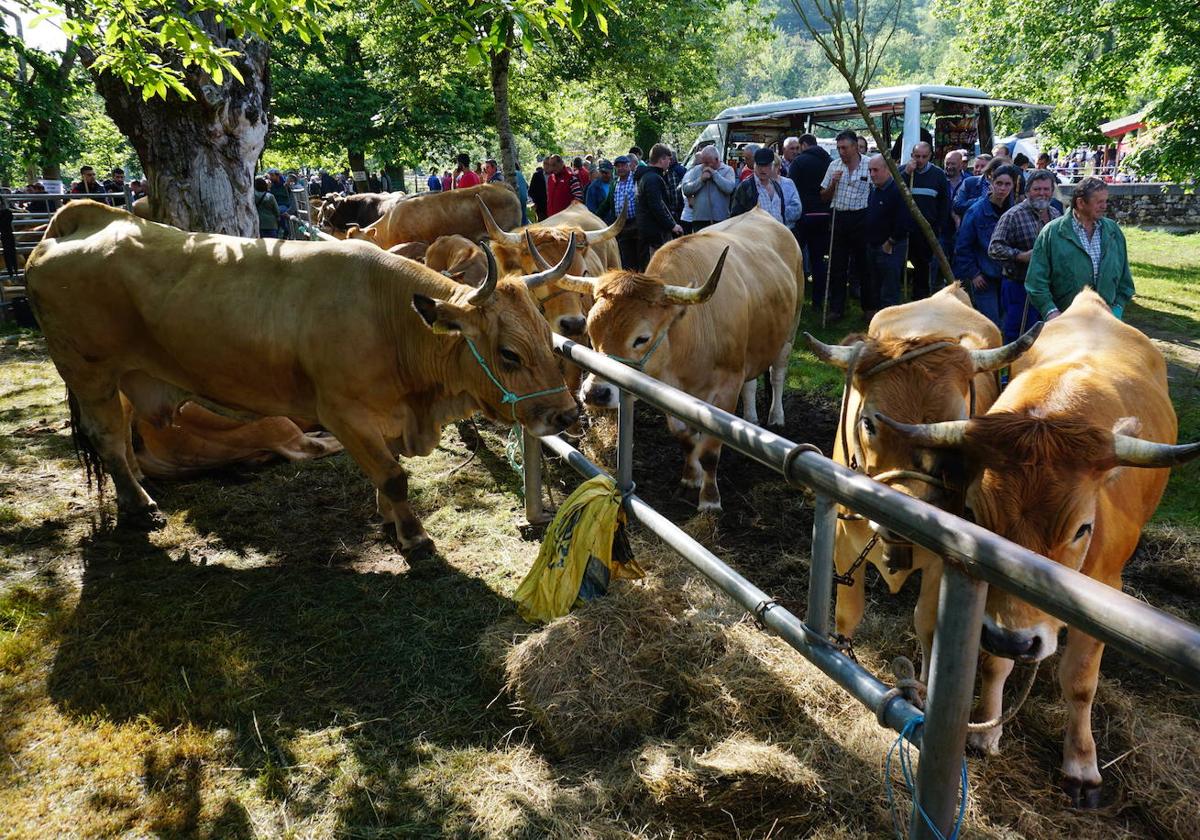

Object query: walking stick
[822,209,837,329]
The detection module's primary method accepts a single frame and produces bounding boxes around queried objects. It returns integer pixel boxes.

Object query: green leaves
[36,0,330,100]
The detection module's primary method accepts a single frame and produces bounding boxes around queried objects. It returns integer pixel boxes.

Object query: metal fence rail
[523,335,1200,840]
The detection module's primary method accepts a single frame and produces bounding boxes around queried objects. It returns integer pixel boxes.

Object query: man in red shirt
[452,153,480,189]
[572,156,591,189]
[544,154,583,218]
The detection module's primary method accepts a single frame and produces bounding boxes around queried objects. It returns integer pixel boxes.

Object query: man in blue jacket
[864,155,912,316]
[954,163,1020,327]
[585,160,615,223]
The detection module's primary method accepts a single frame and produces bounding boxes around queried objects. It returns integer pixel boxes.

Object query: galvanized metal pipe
[539,432,926,739]
[910,561,988,840]
[616,388,635,495]
[553,337,1200,691]
[521,429,550,525]
[807,492,837,637]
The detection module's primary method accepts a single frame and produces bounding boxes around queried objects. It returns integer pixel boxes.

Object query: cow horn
[874,414,970,449]
[803,333,862,369]
[525,230,552,270]
[477,196,521,245]
[522,232,577,289]
[968,322,1043,372]
[556,272,597,295]
[467,241,500,305]
[661,246,729,304]
[585,205,626,245]
[1112,435,1200,468]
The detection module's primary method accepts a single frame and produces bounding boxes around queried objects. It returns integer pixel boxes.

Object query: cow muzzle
[980,615,1057,662]
[527,404,581,437]
[557,315,587,337]
[580,375,618,410]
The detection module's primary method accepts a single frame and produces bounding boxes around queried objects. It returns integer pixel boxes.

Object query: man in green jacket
[1025,176,1134,320]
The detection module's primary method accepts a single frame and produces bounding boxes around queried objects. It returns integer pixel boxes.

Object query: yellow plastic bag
[514,474,645,623]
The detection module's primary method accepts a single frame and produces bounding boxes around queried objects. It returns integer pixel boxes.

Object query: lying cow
[559,208,804,510]
[318,192,403,238]
[479,198,624,338]
[347,184,520,251]
[879,289,1200,806]
[131,400,342,479]
[26,200,579,554]
[804,283,1039,681]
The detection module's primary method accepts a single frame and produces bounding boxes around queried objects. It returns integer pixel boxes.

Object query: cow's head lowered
[804,326,1040,511]
[878,411,1200,662]
[478,197,624,339]
[410,238,581,436]
[553,248,729,410]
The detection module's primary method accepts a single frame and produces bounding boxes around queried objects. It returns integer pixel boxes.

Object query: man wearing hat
[612,155,639,268]
[730,147,801,227]
[586,159,616,223]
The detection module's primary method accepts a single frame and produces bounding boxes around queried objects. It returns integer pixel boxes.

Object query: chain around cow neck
[462,336,567,420]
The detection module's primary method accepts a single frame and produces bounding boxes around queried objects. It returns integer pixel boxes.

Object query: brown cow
[318,192,403,238]
[348,184,520,251]
[804,283,1040,681]
[880,290,1200,805]
[559,208,804,510]
[26,200,579,554]
[130,400,342,479]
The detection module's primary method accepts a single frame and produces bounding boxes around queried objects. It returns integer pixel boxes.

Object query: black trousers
[617,227,640,270]
[637,229,670,271]
[907,232,940,300]
[799,213,830,306]
[826,209,867,317]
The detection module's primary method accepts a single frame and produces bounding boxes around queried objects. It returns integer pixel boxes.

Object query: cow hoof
[119,506,167,532]
[767,411,785,428]
[965,727,1003,756]
[401,535,436,560]
[697,499,722,514]
[1062,777,1103,809]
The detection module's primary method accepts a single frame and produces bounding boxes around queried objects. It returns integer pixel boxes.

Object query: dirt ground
[1,291,1198,838]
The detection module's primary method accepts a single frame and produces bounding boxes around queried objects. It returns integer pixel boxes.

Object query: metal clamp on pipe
[752,598,780,631]
[782,443,825,489]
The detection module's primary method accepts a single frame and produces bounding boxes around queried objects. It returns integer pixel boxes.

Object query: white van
[684,84,1048,166]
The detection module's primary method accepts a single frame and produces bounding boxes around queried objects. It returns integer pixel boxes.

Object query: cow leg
[666,416,702,490]
[119,393,146,482]
[74,390,163,529]
[740,379,759,425]
[833,523,866,642]
[913,560,942,684]
[319,414,433,555]
[696,437,724,512]
[767,340,792,427]
[1058,627,1106,808]
[967,652,1015,754]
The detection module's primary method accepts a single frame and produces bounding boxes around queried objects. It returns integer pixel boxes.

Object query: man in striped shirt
[612,156,639,269]
[819,130,871,321]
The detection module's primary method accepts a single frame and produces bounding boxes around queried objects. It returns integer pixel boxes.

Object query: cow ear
[412,294,475,336]
[1104,416,1142,485]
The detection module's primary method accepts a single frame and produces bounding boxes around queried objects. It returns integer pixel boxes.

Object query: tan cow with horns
[878,290,1200,807]
[804,283,1041,683]
[25,200,579,554]
[558,208,805,511]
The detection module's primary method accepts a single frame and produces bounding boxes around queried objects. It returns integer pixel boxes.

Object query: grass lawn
[0,226,1197,839]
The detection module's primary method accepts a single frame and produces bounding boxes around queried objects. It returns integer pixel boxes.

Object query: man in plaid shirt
[988,169,1061,341]
[612,156,639,269]
[819,130,871,320]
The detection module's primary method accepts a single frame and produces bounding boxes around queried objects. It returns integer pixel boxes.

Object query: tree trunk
[490,20,517,183]
[850,89,955,284]
[348,149,369,193]
[634,90,672,155]
[87,24,270,235]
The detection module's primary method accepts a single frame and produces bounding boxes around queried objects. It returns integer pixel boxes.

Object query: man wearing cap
[586,159,616,223]
[730,148,801,227]
[612,155,639,268]
[681,145,736,231]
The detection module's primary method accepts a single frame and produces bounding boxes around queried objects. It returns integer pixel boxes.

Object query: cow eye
[861,416,876,435]
[632,335,650,348]
[499,347,522,367]
[1074,523,1093,541]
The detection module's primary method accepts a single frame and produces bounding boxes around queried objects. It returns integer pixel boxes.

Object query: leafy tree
[938,0,1200,182]
[34,0,327,233]
[416,0,614,180]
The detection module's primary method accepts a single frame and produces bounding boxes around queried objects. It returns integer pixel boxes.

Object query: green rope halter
[463,336,567,419]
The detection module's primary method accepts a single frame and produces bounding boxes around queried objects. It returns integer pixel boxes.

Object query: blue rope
[462,336,567,420]
[885,716,968,840]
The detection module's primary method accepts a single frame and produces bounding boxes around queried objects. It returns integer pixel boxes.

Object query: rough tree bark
[490,20,518,183]
[348,149,369,193]
[87,20,270,235]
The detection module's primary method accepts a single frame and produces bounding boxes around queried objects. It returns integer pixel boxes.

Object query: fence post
[616,389,635,496]
[522,429,551,524]
[806,492,837,637]
[910,559,986,839]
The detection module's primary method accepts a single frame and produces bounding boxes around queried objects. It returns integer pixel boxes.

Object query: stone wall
[1055,183,1200,229]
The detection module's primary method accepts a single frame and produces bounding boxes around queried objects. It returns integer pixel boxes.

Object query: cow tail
[67,388,107,498]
